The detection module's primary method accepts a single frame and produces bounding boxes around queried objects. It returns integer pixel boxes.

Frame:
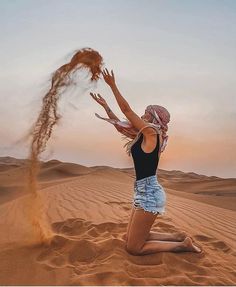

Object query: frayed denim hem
[133,202,165,215]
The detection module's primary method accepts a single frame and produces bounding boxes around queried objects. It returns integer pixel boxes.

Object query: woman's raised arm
[90,92,120,121]
[102,69,131,113]
[102,69,154,135]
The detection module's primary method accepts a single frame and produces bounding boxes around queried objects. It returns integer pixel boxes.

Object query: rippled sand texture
[0,157,235,285]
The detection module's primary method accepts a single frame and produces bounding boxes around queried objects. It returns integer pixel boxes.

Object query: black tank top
[131,132,160,180]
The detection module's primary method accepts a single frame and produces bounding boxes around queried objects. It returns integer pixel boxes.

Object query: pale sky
[0,0,236,178]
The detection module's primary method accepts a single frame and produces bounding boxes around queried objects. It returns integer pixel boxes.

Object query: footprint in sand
[193,234,215,242]
[210,240,232,253]
[193,234,232,254]
[37,218,127,268]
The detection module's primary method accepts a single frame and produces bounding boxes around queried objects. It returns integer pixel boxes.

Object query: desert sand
[0,156,235,285]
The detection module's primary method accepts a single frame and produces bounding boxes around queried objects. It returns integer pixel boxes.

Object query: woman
[90,68,202,255]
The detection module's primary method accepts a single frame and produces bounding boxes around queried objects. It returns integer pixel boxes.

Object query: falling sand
[24,48,103,245]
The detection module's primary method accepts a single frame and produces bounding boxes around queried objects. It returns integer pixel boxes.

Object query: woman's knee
[125,242,142,255]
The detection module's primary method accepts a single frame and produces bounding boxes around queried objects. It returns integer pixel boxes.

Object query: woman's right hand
[90,92,107,107]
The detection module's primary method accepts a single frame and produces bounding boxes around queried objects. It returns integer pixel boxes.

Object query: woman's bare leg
[125,209,202,255]
[123,230,187,242]
[136,237,202,255]
[146,231,187,242]
[123,207,135,241]
[123,208,187,243]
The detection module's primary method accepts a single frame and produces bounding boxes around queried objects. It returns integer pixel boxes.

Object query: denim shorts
[133,175,166,215]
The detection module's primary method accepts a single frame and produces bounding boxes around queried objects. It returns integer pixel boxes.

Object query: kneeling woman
[90,68,202,255]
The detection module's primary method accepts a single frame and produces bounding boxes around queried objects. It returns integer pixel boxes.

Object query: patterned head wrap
[95,104,170,156]
[144,104,170,151]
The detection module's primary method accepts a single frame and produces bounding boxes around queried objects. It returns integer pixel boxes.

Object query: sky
[0,0,236,178]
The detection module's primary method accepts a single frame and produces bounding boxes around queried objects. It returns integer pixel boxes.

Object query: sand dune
[0,157,235,285]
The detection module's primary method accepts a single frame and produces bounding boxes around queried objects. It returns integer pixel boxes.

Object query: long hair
[121,121,163,156]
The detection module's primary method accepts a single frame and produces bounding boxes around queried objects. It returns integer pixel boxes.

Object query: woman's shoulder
[141,124,161,137]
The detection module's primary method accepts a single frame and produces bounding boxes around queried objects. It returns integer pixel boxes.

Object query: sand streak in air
[25,48,103,245]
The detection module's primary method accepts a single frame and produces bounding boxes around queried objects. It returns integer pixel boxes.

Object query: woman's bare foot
[173,231,188,241]
[173,237,202,253]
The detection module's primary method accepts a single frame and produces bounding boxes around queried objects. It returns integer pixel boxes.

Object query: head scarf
[95,104,170,156]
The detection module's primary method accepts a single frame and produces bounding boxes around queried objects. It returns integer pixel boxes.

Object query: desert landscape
[0,156,235,285]
[1,0,236,285]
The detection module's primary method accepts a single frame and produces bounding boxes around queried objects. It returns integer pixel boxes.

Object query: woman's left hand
[102,68,116,87]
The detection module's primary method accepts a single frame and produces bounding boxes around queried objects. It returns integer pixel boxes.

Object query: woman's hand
[90,92,108,107]
[102,68,116,87]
